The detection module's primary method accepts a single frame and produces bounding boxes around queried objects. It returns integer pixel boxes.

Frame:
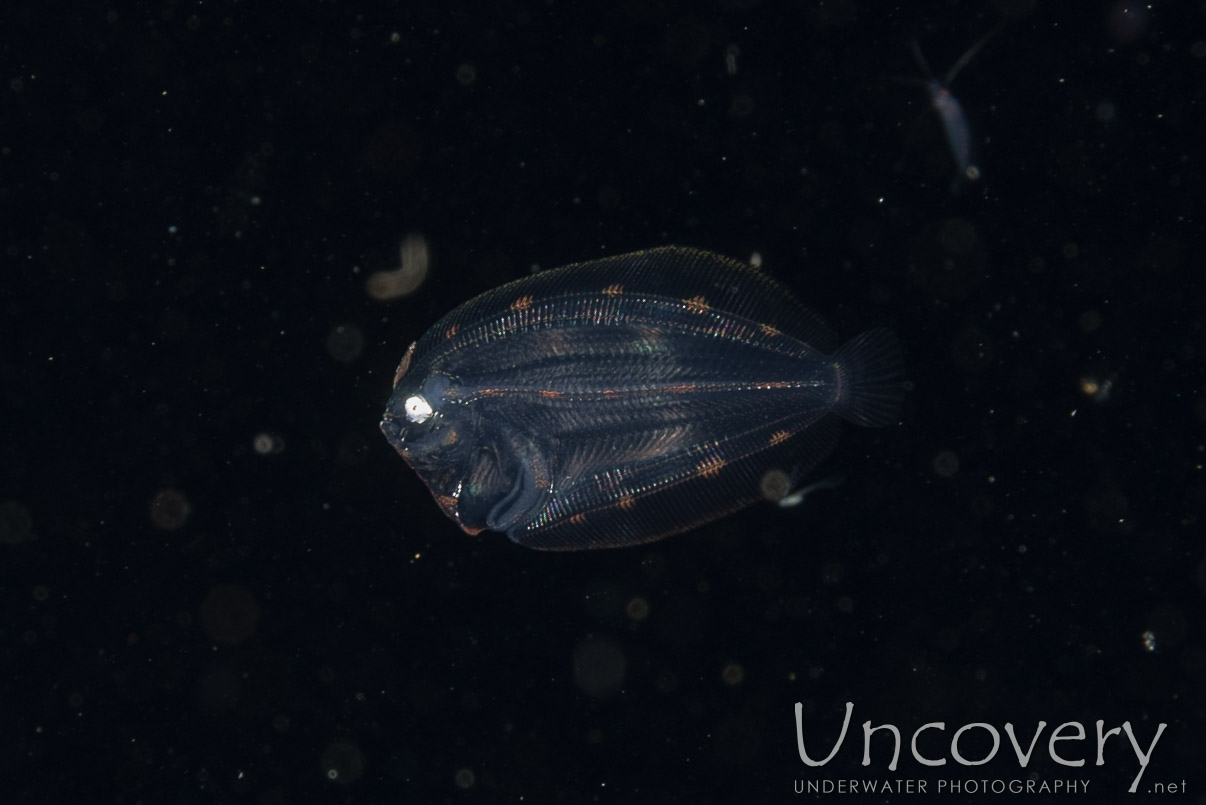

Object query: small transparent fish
[381,247,905,550]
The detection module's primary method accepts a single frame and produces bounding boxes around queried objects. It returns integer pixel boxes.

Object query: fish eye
[404,394,434,423]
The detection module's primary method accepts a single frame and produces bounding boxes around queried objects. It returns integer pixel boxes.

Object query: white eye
[404,394,433,423]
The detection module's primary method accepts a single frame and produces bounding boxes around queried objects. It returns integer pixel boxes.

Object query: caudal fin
[832,328,906,427]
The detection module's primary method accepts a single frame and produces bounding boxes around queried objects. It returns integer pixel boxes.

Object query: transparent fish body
[380,247,904,550]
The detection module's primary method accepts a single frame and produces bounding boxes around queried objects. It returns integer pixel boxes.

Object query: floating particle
[933,450,960,478]
[367,233,430,300]
[253,432,285,455]
[321,740,366,784]
[327,324,365,363]
[149,488,191,530]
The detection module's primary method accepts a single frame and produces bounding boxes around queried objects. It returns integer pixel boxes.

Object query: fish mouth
[380,412,406,447]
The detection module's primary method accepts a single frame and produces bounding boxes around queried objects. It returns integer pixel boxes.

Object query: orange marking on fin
[768,429,792,446]
[617,495,635,510]
[444,323,459,340]
[602,283,623,296]
[664,383,696,394]
[392,341,417,387]
[759,323,780,336]
[510,295,534,311]
[696,457,726,477]
[683,295,710,313]
[537,389,563,399]
[567,512,587,526]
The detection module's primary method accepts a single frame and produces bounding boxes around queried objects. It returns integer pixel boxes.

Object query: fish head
[381,366,465,464]
[381,353,523,535]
